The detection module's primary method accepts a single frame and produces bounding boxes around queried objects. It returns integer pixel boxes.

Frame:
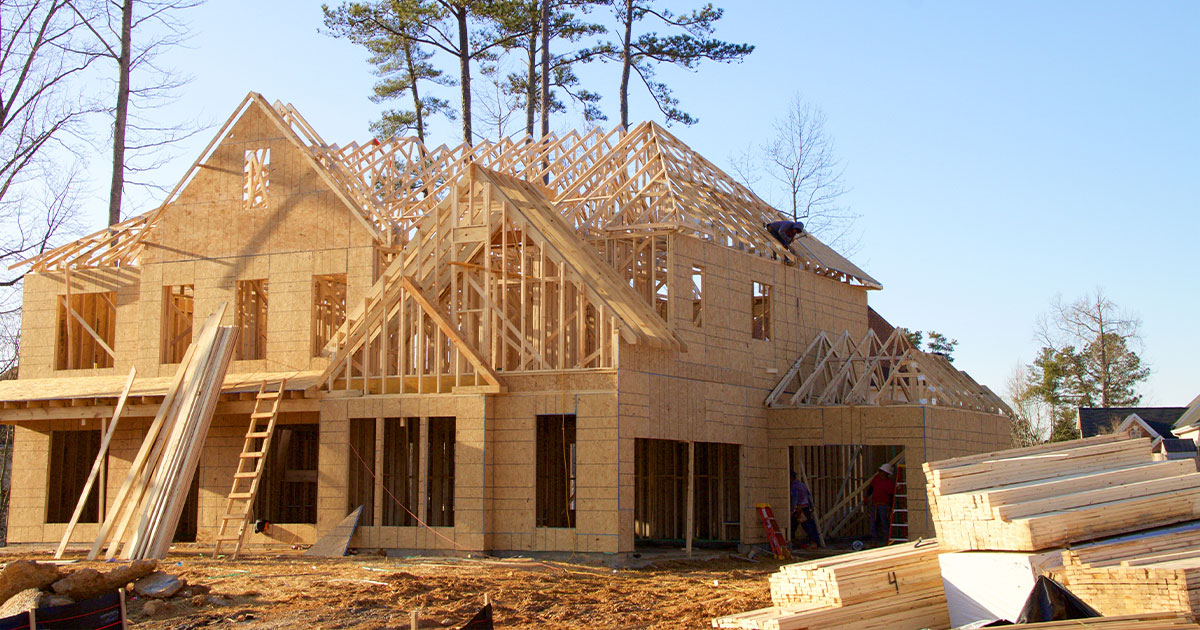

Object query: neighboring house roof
[1078,407,1187,439]
[1173,393,1200,431]
[1160,438,1198,454]
[15,93,879,290]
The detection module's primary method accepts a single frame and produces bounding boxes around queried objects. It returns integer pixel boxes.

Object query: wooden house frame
[0,93,1010,554]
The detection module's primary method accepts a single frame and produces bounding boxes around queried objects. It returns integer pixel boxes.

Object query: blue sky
[73,0,1199,405]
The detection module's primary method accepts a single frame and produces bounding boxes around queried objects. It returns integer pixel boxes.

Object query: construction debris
[0,560,64,607]
[133,571,185,599]
[50,559,156,600]
[1000,613,1200,628]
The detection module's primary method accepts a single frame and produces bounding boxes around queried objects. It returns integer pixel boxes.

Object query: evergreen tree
[925,331,958,362]
[495,0,606,136]
[324,0,534,143]
[588,1,753,127]
[325,2,453,141]
[1025,291,1150,441]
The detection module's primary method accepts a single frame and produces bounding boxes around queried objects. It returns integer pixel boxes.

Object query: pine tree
[324,0,535,143]
[324,2,453,141]
[588,0,753,127]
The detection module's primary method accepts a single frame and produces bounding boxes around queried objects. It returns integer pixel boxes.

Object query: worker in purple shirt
[767,220,805,248]
[790,470,823,549]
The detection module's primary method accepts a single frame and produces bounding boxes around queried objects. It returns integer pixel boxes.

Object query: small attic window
[243,148,270,209]
[752,281,772,341]
[690,266,704,327]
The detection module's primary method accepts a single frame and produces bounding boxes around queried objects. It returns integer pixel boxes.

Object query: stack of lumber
[1057,522,1200,617]
[86,304,238,560]
[713,540,948,630]
[768,539,943,608]
[1001,613,1200,629]
[924,435,1200,551]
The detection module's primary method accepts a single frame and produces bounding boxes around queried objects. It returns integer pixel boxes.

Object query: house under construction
[0,93,1010,555]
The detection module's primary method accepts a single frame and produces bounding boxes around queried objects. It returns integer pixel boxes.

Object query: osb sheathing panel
[141,102,374,265]
[19,268,141,379]
[761,405,1011,541]
[322,395,488,553]
[18,102,375,381]
[7,412,322,547]
[641,234,869,393]
[316,387,624,554]
[487,390,620,553]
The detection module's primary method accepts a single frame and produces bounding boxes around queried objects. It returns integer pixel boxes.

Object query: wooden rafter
[19,96,878,294]
[766,329,1011,415]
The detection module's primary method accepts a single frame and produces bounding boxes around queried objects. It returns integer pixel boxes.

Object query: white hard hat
[879,463,895,475]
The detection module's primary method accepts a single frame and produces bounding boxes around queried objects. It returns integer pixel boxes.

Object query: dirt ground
[10,548,813,629]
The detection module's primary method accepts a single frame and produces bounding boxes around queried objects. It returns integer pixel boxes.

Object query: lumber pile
[1001,613,1200,629]
[924,435,1200,551]
[713,540,948,630]
[86,304,238,560]
[1057,523,1200,617]
[768,539,942,608]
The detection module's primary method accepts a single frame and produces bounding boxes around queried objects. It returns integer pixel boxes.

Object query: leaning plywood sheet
[924,435,1200,551]
[303,506,364,558]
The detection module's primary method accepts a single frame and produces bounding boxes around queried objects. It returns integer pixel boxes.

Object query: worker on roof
[864,463,898,546]
[790,470,823,550]
[766,220,805,248]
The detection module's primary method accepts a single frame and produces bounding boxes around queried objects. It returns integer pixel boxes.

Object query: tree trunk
[539,0,550,137]
[404,39,425,142]
[107,0,133,226]
[525,28,537,137]
[455,6,472,143]
[619,0,633,129]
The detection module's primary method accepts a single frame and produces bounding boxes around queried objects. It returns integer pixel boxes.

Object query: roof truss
[765,329,1011,414]
[21,96,877,291]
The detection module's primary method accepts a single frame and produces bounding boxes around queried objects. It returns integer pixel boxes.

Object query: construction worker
[790,470,823,549]
[766,220,805,248]
[864,463,897,546]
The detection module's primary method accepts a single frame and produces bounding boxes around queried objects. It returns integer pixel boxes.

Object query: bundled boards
[713,540,948,630]
[924,435,1200,551]
[86,304,238,560]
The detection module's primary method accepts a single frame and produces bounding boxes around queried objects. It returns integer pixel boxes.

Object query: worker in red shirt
[864,463,897,546]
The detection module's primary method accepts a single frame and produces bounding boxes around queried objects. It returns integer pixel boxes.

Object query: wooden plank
[54,366,136,558]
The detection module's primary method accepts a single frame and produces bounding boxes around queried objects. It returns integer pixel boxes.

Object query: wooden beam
[54,366,136,558]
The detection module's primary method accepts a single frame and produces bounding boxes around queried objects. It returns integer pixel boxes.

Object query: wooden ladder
[888,462,909,544]
[213,379,286,559]
[756,503,793,560]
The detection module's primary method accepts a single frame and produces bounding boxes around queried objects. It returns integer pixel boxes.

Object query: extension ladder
[888,463,909,544]
[213,379,285,559]
[756,504,792,560]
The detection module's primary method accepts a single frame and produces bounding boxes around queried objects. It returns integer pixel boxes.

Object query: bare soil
[6,549,807,629]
